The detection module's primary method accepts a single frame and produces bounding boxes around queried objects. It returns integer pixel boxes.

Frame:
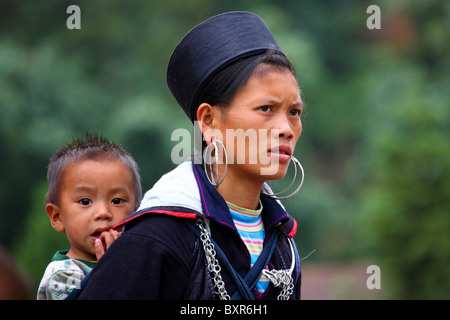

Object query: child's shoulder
[37,251,94,300]
[44,251,94,279]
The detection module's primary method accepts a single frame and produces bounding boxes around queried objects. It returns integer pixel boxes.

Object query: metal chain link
[196,218,296,300]
[262,269,294,300]
[196,218,230,300]
[261,237,295,300]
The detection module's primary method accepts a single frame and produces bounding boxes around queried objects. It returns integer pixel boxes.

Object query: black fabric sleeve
[77,214,196,300]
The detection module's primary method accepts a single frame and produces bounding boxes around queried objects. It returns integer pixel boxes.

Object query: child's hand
[94,229,121,261]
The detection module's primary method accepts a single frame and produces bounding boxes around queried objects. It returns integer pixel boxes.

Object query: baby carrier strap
[185,220,279,300]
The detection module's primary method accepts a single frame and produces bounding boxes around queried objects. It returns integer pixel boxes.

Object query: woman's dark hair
[194,50,297,162]
[195,49,296,112]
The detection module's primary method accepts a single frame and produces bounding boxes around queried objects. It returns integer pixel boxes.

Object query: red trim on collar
[288,218,297,238]
[114,209,197,230]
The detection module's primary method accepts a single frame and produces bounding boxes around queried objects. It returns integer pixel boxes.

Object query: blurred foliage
[359,34,450,298]
[13,181,69,287]
[0,0,448,299]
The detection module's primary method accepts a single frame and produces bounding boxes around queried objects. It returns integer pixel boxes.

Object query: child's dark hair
[45,133,142,208]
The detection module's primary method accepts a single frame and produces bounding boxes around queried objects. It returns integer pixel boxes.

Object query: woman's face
[213,64,303,181]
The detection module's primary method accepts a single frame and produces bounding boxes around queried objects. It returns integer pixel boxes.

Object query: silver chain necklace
[261,237,296,300]
[196,218,295,300]
[196,219,230,300]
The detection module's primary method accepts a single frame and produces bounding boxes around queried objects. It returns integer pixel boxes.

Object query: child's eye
[79,198,92,206]
[112,198,125,205]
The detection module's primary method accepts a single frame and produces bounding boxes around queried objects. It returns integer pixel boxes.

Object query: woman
[76,11,305,300]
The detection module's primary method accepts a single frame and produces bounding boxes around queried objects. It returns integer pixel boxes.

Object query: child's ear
[46,203,65,233]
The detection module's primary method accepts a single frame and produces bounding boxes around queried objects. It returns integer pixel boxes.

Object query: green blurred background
[0,0,448,299]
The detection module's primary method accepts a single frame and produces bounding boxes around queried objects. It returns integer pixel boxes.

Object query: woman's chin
[260,167,288,181]
[258,159,289,178]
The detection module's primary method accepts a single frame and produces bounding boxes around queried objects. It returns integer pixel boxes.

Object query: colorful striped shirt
[227,201,269,295]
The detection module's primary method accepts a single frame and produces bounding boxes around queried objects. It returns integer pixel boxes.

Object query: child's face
[47,158,136,261]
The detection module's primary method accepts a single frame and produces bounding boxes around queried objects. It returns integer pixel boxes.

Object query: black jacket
[77,162,301,299]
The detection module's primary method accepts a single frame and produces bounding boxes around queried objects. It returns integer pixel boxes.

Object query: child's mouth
[90,228,108,241]
[91,232,101,238]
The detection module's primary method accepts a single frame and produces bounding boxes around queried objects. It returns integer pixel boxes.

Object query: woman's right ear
[197,103,215,144]
[197,102,214,126]
[46,203,65,233]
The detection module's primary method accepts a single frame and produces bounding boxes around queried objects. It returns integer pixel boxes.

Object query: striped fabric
[227,201,269,295]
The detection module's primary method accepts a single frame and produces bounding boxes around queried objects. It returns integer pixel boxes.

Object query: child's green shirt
[37,251,96,300]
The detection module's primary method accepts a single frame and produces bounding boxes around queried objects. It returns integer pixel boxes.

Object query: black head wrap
[167,11,284,122]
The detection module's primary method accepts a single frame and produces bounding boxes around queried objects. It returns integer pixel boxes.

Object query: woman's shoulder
[120,213,198,259]
[124,211,196,235]
[137,162,204,214]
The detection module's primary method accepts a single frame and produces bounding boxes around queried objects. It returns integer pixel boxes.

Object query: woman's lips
[268,146,292,162]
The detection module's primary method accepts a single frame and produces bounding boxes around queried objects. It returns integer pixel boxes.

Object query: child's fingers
[94,238,105,260]
[95,229,121,261]
[100,230,120,250]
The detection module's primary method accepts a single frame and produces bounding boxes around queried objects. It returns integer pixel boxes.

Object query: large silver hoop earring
[203,139,228,188]
[261,156,304,200]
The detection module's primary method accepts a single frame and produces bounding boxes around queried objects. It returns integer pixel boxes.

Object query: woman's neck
[215,164,263,210]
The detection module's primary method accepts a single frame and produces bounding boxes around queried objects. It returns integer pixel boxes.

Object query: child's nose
[94,203,113,221]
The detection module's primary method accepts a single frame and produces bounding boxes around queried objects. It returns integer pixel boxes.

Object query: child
[37,133,142,300]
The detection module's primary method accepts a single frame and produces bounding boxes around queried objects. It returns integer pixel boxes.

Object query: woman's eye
[290,109,302,117]
[258,106,272,112]
[79,198,92,206]
[112,198,125,205]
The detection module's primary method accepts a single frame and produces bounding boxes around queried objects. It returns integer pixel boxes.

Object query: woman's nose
[274,115,294,140]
